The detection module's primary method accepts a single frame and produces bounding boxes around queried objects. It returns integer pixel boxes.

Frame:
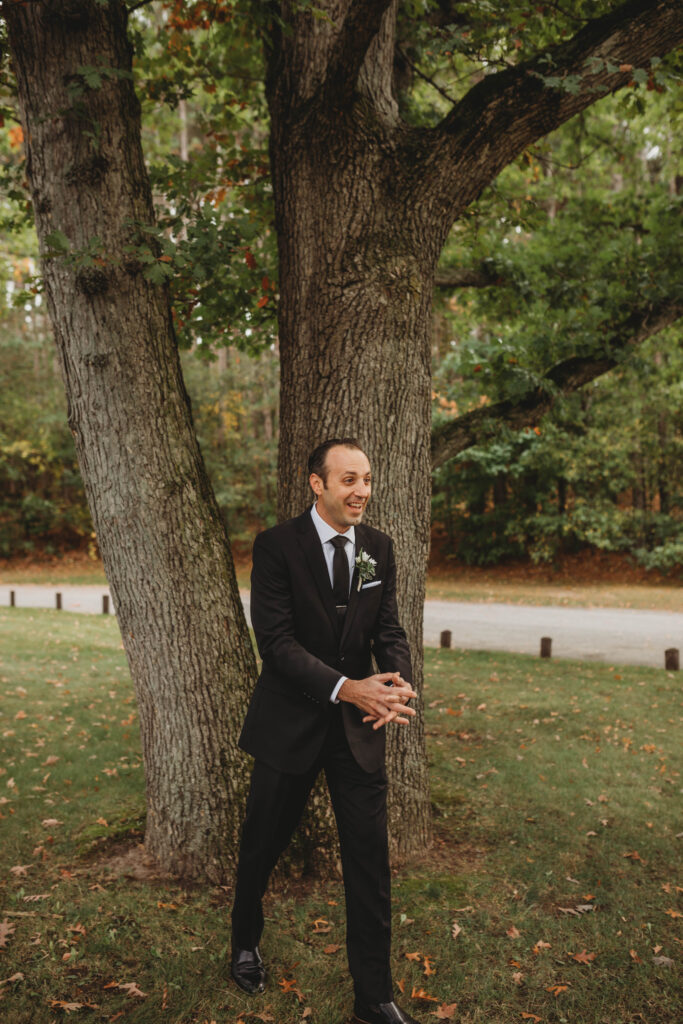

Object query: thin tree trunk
[6,0,256,882]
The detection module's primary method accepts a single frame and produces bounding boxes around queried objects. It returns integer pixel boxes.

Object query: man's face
[310,446,372,532]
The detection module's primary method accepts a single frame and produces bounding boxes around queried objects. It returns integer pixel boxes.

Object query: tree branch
[430,298,682,470]
[422,0,683,225]
[324,0,394,105]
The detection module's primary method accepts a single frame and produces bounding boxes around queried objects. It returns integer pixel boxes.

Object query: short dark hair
[308,438,366,484]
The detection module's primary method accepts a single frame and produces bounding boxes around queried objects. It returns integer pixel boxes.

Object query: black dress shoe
[231,946,267,994]
[353,1000,421,1024]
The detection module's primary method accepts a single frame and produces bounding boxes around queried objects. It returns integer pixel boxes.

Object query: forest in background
[1,1,681,573]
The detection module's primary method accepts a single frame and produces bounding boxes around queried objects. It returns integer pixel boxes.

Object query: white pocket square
[361,580,382,590]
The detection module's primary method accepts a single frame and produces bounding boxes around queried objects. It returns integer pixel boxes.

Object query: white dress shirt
[310,502,354,702]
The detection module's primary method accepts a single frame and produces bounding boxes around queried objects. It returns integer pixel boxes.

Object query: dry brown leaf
[570,949,596,964]
[431,1003,458,1020]
[546,984,569,997]
[405,951,422,962]
[311,917,331,933]
[629,949,642,963]
[512,972,524,986]
[396,978,405,994]
[521,1014,542,1022]
[423,956,436,977]
[451,921,462,940]
[665,908,682,919]
[507,925,521,939]
[301,1010,312,1020]
[9,865,30,877]
[41,818,63,828]
[117,981,147,998]
[532,940,551,954]
[652,955,674,967]
[411,986,439,1002]
[0,972,24,987]
[323,943,341,954]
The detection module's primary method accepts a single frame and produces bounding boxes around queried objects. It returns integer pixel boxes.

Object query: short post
[540,637,552,659]
[440,630,452,649]
[665,648,679,671]
[10,590,15,608]
[102,594,109,615]
[55,592,62,611]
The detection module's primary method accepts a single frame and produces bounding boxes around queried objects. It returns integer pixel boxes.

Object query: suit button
[340,655,345,662]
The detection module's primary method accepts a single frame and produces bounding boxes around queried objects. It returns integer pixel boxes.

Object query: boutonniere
[355,548,377,591]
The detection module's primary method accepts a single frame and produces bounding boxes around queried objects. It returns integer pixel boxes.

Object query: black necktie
[330,535,349,611]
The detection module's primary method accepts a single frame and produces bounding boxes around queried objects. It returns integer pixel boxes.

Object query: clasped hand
[338,672,417,730]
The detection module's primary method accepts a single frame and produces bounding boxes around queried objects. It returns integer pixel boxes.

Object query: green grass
[0,609,681,1023]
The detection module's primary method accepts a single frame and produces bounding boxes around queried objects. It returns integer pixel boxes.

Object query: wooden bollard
[55,592,62,611]
[540,637,552,658]
[10,590,15,607]
[665,648,679,671]
[102,594,109,615]
[440,630,452,649]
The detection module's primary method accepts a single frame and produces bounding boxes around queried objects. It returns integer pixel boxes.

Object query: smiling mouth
[347,501,364,512]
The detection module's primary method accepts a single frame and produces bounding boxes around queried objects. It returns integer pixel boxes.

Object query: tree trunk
[267,2,433,861]
[6,0,257,882]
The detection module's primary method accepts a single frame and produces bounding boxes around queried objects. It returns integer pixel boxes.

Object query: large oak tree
[3,0,682,878]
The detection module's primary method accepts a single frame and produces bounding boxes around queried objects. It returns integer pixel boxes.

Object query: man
[231,438,421,1024]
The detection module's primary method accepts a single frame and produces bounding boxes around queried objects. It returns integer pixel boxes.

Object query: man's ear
[309,472,323,497]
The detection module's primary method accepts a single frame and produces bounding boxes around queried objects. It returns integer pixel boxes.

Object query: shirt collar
[311,502,355,548]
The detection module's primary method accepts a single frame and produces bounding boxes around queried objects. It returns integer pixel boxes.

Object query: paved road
[1,584,680,670]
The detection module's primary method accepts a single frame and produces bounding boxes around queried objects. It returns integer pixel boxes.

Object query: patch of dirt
[96,842,173,882]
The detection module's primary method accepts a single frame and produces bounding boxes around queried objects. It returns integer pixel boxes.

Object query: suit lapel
[340,523,369,648]
[295,508,339,635]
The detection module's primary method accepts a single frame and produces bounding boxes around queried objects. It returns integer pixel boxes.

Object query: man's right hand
[338,673,417,730]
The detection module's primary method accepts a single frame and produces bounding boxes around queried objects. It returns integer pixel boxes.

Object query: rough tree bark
[5,0,257,882]
[264,0,683,860]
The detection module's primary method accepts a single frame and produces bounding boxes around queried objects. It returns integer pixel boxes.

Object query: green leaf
[45,230,71,254]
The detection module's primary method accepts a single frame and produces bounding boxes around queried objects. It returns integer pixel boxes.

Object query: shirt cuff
[330,676,347,703]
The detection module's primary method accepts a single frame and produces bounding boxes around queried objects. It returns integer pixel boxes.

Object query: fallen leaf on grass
[532,941,551,954]
[323,943,341,954]
[405,951,422,962]
[507,925,521,939]
[521,1014,542,1022]
[512,972,524,986]
[302,1010,312,1020]
[558,904,594,916]
[423,956,436,976]
[41,818,63,828]
[431,1003,458,1019]
[451,921,461,940]
[396,979,405,994]
[23,894,50,902]
[103,981,147,998]
[411,986,439,1002]
[9,865,30,877]
[570,950,596,964]
[311,917,331,933]
[629,950,642,963]
[0,973,24,987]
[279,977,305,1002]
[0,920,15,949]
[545,984,569,996]
[652,956,674,967]
[623,850,646,863]
[665,908,682,919]
[49,1000,100,1012]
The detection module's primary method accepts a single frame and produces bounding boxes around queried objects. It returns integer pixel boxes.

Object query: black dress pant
[231,706,393,1006]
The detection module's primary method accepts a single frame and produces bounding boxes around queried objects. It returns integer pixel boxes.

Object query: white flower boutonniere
[355,548,377,591]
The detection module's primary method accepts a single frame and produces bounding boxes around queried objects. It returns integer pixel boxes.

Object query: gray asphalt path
[1,584,680,670]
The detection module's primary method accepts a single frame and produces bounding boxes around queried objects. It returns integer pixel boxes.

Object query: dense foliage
[0,1,680,569]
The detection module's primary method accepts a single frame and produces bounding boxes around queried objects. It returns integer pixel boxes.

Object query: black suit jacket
[239,507,412,774]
